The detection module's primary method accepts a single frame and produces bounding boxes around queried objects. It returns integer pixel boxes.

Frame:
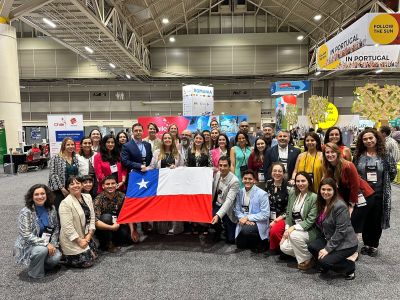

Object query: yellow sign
[318,103,339,129]
[369,14,399,45]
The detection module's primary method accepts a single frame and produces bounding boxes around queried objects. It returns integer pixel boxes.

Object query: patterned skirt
[65,239,98,268]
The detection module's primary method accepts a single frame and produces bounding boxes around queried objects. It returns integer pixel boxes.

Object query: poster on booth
[138,115,248,139]
[275,95,297,132]
[0,120,7,165]
[317,13,400,70]
[182,85,214,116]
[47,115,84,157]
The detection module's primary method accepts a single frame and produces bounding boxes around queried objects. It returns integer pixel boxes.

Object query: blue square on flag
[127,170,159,198]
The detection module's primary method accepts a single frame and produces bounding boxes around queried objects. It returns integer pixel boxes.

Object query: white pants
[280,230,312,264]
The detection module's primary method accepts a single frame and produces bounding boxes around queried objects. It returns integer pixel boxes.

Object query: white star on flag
[137,178,149,189]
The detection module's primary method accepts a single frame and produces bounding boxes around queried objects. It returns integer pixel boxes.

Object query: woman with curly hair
[14,184,61,278]
[353,128,397,257]
[322,143,374,243]
[115,131,129,153]
[324,127,352,161]
[94,135,127,193]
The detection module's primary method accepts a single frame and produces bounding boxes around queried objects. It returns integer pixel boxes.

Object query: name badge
[41,232,52,244]
[112,215,118,224]
[279,158,288,171]
[292,211,302,224]
[242,205,249,213]
[270,211,277,220]
[357,193,367,207]
[258,172,265,182]
[85,224,89,235]
[110,164,118,173]
[366,165,378,182]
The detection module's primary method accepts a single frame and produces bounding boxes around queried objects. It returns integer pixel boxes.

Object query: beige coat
[59,193,96,256]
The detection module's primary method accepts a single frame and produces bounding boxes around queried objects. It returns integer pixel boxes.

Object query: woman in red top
[323,127,352,161]
[322,142,374,235]
[93,135,127,193]
[248,137,267,187]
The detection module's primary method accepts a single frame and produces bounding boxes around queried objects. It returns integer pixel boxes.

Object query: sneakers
[360,246,378,257]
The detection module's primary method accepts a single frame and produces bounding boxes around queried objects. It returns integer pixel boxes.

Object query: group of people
[14,120,398,281]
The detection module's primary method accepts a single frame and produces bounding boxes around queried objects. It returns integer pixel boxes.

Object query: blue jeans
[28,246,61,279]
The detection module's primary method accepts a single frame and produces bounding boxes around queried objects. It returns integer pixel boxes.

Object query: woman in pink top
[93,135,127,193]
[211,133,230,168]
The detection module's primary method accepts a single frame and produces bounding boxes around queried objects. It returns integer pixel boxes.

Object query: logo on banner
[369,14,399,44]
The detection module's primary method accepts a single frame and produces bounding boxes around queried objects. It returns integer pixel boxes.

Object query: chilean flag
[117,167,213,223]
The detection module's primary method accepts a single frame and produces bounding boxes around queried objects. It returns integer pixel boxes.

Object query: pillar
[0,23,23,150]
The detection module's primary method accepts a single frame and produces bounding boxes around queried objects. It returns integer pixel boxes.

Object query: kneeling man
[94,176,139,252]
[234,170,270,252]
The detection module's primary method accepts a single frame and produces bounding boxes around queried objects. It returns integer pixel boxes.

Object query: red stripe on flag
[117,194,213,224]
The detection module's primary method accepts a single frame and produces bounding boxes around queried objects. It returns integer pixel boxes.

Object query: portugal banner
[117,168,213,223]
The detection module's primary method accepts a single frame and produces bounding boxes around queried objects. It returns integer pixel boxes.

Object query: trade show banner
[47,115,84,157]
[138,115,248,138]
[0,120,7,164]
[271,81,310,96]
[182,85,214,116]
[317,13,400,70]
[275,95,297,131]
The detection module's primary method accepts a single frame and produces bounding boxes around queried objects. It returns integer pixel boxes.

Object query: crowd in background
[13,119,399,281]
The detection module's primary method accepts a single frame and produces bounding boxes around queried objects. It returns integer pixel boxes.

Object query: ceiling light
[297,35,304,41]
[43,18,56,28]
[374,43,380,47]
[109,63,116,69]
[169,36,176,42]
[84,46,93,54]
[313,15,322,21]
[375,69,383,74]
[315,71,321,76]
[162,18,169,24]
[126,74,131,79]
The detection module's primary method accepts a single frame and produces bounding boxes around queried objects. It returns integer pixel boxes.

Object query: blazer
[14,206,59,266]
[263,145,300,180]
[320,199,358,253]
[285,190,319,241]
[59,193,96,256]
[93,153,127,192]
[121,139,152,172]
[48,154,79,191]
[150,149,184,169]
[234,185,270,240]
[212,171,240,222]
[211,148,228,168]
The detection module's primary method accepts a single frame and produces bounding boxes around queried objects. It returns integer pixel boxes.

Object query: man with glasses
[180,129,192,166]
[230,121,256,147]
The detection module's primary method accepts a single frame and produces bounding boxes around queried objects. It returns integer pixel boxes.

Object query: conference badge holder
[292,211,302,224]
[357,193,367,207]
[258,170,265,183]
[112,215,118,224]
[279,158,288,171]
[270,211,277,220]
[366,165,378,183]
[41,226,54,244]
[110,164,118,173]
[242,205,249,213]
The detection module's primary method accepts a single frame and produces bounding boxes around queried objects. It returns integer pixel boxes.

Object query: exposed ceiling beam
[0,0,15,17]
[182,0,189,34]
[277,0,301,31]
[143,0,165,43]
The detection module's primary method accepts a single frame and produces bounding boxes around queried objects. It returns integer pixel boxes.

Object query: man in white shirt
[380,125,400,162]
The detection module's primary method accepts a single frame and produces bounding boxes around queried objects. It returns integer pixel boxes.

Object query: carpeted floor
[1,169,399,299]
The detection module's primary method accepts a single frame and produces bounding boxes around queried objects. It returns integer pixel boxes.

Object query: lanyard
[240,146,248,166]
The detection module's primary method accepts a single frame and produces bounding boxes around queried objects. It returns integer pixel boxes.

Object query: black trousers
[351,194,374,233]
[362,193,383,248]
[308,237,357,275]
[212,206,236,243]
[95,214,132,249]
[53,190,65,212]
[235,224,267,250]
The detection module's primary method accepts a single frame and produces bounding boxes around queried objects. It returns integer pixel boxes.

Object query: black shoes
[345,272,356,280]
[360,246,378,257]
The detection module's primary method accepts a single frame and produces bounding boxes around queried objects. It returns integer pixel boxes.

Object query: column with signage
[182,85,214,116]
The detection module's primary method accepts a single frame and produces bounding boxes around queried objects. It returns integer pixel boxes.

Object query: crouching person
[94,176,139,252]
[14,184,61,279]
[234,170,270,252]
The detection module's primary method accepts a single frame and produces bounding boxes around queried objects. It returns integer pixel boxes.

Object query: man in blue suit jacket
[234,170,270,252]
[121,123,153,173]
[263,129,300,181]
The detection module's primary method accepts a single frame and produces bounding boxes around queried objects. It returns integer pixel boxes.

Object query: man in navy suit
[263,129,300,181]
[121,123,153,173]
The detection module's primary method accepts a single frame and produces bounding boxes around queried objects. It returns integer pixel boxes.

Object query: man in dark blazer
[263,129,300,181]
[121,123,152,173]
